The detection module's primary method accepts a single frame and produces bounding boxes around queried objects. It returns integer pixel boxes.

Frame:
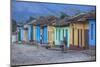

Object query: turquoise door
[28,25,33,41]
[18,29,21,41]
[30,25,33,41]
[65,29,68,47]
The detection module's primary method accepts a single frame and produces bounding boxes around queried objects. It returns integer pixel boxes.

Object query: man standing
[63,37,67,52]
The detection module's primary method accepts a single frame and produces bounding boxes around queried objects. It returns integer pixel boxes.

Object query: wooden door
[48,31,51,43]
[72,28,74,46]
[78,29,82,48]
[84,29,89,49]
[50,31,54,45]
[78,29,79,47]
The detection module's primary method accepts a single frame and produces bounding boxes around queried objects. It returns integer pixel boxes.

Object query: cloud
[12,1,96,23]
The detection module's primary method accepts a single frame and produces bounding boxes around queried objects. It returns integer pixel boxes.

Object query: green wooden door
[65,29,68,47]
[18,29,21,41]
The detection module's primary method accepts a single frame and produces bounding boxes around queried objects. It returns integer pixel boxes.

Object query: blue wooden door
[43,26,47,44]
[89,20,96,46]
[36,26,40,42]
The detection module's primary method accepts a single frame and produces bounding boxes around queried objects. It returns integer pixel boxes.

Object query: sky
[12,0,96,23]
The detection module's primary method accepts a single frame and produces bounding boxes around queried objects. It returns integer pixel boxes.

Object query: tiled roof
[23,11,96,27]
[33,16,57,26]
[67,11,96,22]
[52,17,71,26]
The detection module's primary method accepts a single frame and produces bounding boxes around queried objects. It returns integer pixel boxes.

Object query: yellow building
[70,22,89,49]
[47,26,55,46]
[46,16,57,47]
[23,24,29,43]
[69,13,89,49]
[23,29,28,42]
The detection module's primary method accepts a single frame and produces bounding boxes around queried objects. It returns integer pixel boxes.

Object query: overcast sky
[12,0,96,23]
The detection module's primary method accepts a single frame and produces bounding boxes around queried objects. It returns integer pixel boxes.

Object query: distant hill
[12,1,96,23]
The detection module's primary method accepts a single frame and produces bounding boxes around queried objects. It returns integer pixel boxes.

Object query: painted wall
[69,22,89,48]
[23,29,28,42]
[89,19,96,46]
[23,24,29,42]
[48,26,55,45]
[12,34,17,43]
[54,27,70,48]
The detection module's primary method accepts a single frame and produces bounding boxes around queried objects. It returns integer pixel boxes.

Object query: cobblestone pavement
[11,43,96,66]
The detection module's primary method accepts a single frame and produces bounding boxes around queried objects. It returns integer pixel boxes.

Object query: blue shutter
[43,26,47,43]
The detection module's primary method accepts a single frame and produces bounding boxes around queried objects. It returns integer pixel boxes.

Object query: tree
[29,16,35,22]
[60,12,70,19]
[12,19,17,32]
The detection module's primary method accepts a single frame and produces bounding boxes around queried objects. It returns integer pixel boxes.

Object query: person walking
[61,41,64,52]
[63,37,67,53]
[40,34,42,44]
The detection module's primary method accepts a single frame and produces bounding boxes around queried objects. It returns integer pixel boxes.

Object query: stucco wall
[54,27,70,47]
[48,26,55,45]
[89,19,96,46]
[69,22,89,48]
[23,30,28,42]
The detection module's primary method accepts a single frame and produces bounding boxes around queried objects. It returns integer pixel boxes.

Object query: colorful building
[33,16,48,44]
[22,19,36,43]
[69,21,89,49]
[17,24,24,42]
[23,24,29,43]
[16,12,96,49]
[32,16,57,46]
[46,16,57,46]
[88,12,96,46]
[27,20,36,42]
[52,18,70,48]
[69,12,96,49]
[89,19,96,46]
[47,26,55,46]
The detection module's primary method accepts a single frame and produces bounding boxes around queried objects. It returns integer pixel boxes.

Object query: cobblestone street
[11,43,96,66]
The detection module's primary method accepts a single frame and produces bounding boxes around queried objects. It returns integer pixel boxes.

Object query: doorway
[84,29,89,49]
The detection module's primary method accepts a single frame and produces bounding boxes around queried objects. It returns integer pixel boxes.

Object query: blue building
[89,19,96,46]
[36,25,41,42]
[33,17,48,44]
[35,25,48,44]
[26,20,36,42]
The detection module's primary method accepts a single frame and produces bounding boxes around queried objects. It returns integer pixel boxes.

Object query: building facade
[89,19,96,46]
